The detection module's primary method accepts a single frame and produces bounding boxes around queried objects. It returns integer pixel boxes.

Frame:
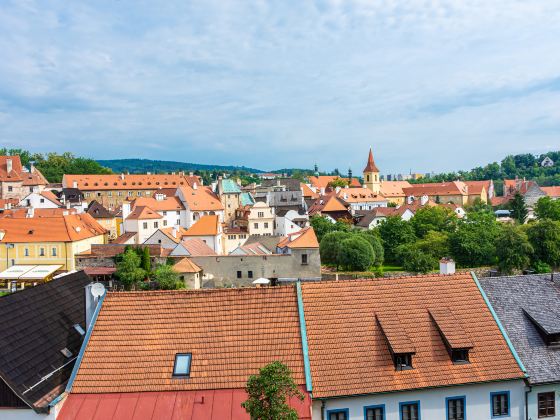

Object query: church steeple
[363,147,380,194]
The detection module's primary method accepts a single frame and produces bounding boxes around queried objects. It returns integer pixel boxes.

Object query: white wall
[528,383,560,420]
[18,192,59,209]
[312,380,525,420]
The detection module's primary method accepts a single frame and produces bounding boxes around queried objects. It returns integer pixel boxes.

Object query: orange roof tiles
[63,174,191,191]
[39,190,63,206]
[159,227,189,243]
[0,208,78,218]
[132,196,185,212]
[301,273,525,398]
[363,148,380,173]
[429,306,474,350]
[300,183,319,199]
[542,186,560,198]
[0,156,47,186]
[125,206,162,220]
[184,215,220,236]
[0,213,106,243]
[463,180,490,195]
[173,258,202,273]
[179,238,217,256]
[70,287,306,393]
[403,181,468,197]
[308,194,349,216]
[336,187,386,203]
[308,176,361,189]
[380,181,412,197]
[178,185,223,211]
[376,311,415,354]
[278,227,319,249]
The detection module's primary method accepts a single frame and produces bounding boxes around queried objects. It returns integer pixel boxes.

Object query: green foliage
[495,225,533,274]
[410,206,457,238]
[396,245,437,274]
[527,219,560,268]
[357,230,384,266]
[377,216,416,263]
[535,196,560,221]
[319,231,352,268]
[242,361,304,420]
[153,264,185,290]
[533,261,552,274]
[466,198,493,214]
[141,247,151,272]
[509,193,528,224]
[338,236,375,271]
[310,216,350,242]
[327,177,348,188]
[415,230,450,260]
[116,249,146,290]
[33,152,112,183]
[449,212,500,267]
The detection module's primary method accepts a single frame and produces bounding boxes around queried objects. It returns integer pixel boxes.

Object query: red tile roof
[70,287,306,393]
[542,186,560,198]
[179,238,218,256]
[0,156,47,185]
[63,174,191,191]
[184,215,220,236]
[126,206,163,220]
[336,187,386,203]
[403,181,468,197]
[308,176,361,189]
[59,388,312,420]
[277,227,319,249]
[132,196,185,212]
[301,274,525,398]
[173,258,202,273]
[178,185,223,211]
[363,147,379,172]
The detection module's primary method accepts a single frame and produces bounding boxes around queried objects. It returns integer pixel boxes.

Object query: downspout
[525,384,532,420]
[321,400,326,420]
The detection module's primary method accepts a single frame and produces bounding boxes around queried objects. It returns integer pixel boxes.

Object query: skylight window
[173,353,192,377]
[61,348,73,358]
[74,324,86,336]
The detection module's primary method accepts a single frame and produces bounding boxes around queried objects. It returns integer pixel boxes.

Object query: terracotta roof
[62,174,191,191]
[59,388,311,420]
[380,181,411,197]
[403,181,468,197]
[300,183,319,199]
[39,190,63,206]
[87,200,115,219]
[111,232,137,244]
[363,147,380,172]
[503,179,539,196]
[336,187,386,203]
[542,186,560,198]
[301,274,525,398]
[126,206,162,220]
[132,196,185,212]
[177,185,223,211]
[178,238,217,256]
[173,258,202,273]
[0,208,77,218]
[0,198,19,209]
[308,193,349,216]
[277,227,319,249]
[0,213,106,243]
[184,215,219,236]
[70,287,306,393]
[158,227,189,243]
[0,156,47,185]
[308,176,361,189]
[464,180,491,195]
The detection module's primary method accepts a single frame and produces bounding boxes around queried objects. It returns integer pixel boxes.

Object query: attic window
[394,353,413,370]
[61,348,73,358]
[376,311,416,371]
[114,182,118,186]
[523,307,560,346]
[173,353,192,377]
[429,307,473,364]
[451,349,469,363]
[74,324,86,336]
[28,229,34,234]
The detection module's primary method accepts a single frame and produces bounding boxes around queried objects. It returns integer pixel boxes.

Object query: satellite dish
[90,282,106,298]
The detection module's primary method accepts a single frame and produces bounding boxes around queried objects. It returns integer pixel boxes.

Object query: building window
[137,191,142,196]
[254,223,258,229]
[176,211,180,215]
[447,396,465,420]
[366,175,370,182]
[237,271,242,279]
[118,191,123,196]
[85,192,90,198]
[248,271,253,279]
[7,186,13,192]
[24,248,29,257]
[128,191,133,196]
[40,198,45,203]
[177,219,180,225]
[302,254,308,265]
[143,222,148,229]
[39,247,45,256]
[172,353,192,377]
[491,391,510,418]
[97,192,102,197]
[327,409,348,420]
[395,353,413,370]
[163,211,167,216]
[108,191,112,196]
[163,220,168,226]
[52,247,57,256]
[451,349,469,364]
[538,392,555,418]
[264,222,269,228]
[258,211,264,217]
[365,405,384,420]
[400,401,420,420]
[154,222,158,228]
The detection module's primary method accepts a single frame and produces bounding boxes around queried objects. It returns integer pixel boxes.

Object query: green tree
[449,212,500,267]
[141,247,151,272]
[509,193,528,224]
[327,178,348,188]
[116,249,146,290]
[377,216,416,263]
[310,216,336,242]
[535,196,560,221]
[338,236,375,271]
[242,361,304,420]
[153,264,185,290]
[319,231,352,268]
[415,230,450,260]
[527,219,560,268]
[32,151,112,183]
[357,230,384,266]
[495,225,533,274]
[396,245,437,274]
[410,206,457,238]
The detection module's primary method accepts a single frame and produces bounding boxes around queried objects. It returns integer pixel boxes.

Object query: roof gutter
[65,291,106,392]
[471,271,527,374]
[296,281,313,392]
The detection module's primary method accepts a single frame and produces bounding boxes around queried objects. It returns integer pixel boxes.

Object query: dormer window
[173,353,192,377]
[523,307,560,347]
[376,311,416,372]
[394,353,413,370]
[429,307,473,365]
[451,349,470,363]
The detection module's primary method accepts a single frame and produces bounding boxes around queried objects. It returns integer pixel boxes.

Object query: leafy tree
[242,361,304,420]
[32,151,112,183]
[396,245,437,274]
[141,247,151,272]
[319,231,352,268]
[449,212,500,267]
[535,196,560,221]
[357,230,384,266]
[410,206,457,238]
[415,230,450,260]
[310,216,336,242]
[527,219,560,268]
[509,193,528,224]
[495,225,533,274]
[116,249,146,290]
[153,264,185,290]
[377,216,416,263]
[327,178,348,188]
[467,198,493,214]
[338,236,375,271]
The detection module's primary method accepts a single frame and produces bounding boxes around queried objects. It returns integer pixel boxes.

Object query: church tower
[363,147,380,194]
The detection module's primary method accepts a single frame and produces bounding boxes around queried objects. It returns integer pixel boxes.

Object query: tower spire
[363,147,379,173]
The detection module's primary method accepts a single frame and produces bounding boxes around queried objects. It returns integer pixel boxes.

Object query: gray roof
[244,234,284,252]
[479,274,560,385]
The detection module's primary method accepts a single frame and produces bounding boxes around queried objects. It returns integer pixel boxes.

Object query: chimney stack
[439,258,456,275]
[6,158,12,173]
[26,208,34,218]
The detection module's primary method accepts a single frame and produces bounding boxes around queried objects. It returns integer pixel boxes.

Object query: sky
[1,0,559,174]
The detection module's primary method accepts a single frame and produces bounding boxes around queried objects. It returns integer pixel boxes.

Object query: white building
[122,206,163,244]
[18,191,62,209]
[274,208,309,236]
[336,187,388,215]
[182,214,223,254]
[248,201,274,236]
[176,184,224,228]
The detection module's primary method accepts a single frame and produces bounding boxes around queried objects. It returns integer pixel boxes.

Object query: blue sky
[1,0,559,174]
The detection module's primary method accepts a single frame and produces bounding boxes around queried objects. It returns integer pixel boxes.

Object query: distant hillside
[97,159,264,174]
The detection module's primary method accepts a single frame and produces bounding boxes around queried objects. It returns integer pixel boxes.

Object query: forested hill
[97,159,263,174]
[413,151,560,187]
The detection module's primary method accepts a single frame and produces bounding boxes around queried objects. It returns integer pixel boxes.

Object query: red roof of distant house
[0,155,48,185]
[541,186,560,198]
[277,227,319,249]
[59,388,312,420]
[403,181,468,197]
[308,176,361,189]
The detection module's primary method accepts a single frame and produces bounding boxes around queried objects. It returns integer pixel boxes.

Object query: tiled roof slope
[177,185,223,211]
[0,271,90,412]
[87,200,115,219]
[542,186,560,198]
[479,274,560,385]
[63,174,191,191]
[184,215,219,236]
[308,176,361,189]
[301,274,524,398]
[71,287,306,393]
